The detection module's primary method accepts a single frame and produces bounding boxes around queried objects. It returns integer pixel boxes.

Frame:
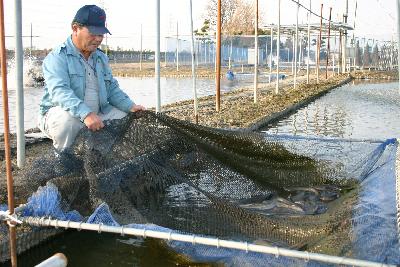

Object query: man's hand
[130,104,146,112]
[83,112,104,131]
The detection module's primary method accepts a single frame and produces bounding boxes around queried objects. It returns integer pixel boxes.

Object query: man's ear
[72,24,79,35]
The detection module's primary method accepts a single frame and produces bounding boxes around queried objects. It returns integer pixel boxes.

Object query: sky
[2,0,398,50]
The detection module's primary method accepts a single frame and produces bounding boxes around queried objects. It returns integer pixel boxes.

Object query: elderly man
[38,5,144,153]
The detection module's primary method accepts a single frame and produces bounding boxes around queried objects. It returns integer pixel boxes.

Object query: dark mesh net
[1,111,399,264]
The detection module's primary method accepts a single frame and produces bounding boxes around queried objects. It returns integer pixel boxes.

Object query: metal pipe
[176,21,179,71]
[189,0,198,123]
[216,0,221,111]
[275,0,280,94]
[306,0,311,84]
[15,0,25,167]
[0,0,18,265]
[325,7,332,79]
[269,26,273,83]
[294,0,299,89]
[254,0,258,103]
[35,253,67,267]
[30,23,32,58]
[317,3,323,83]
[155,0,161,112]
[22,217,396,267]
[140,24,143,71]
[342,0,348,73]
[397,0,400,93]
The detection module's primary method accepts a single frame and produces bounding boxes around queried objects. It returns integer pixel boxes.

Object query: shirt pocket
[102,71,113,93]
[67,59,84,97]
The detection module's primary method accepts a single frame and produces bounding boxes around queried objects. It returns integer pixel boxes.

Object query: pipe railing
[19,216,396,267]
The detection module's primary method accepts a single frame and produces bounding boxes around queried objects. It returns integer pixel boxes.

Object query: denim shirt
[39,36,134,121]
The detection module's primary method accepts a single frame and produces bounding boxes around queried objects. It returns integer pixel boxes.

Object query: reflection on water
[263,81,400,140]
[0,76,251,132]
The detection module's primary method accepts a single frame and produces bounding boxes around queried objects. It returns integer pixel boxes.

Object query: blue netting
[21,182,82,222]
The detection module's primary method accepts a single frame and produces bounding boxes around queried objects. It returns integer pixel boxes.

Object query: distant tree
[355,40,362,67]
[371,44,379,67]
[363,43,371,67]
[204,0,262,35]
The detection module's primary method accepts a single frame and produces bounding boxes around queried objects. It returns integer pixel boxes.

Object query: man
[38,5,144,152]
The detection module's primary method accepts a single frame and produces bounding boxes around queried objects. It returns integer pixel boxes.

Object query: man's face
[72,25,104,54]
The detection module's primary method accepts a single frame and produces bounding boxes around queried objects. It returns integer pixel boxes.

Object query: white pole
[176,21,179,71]
[397,0,400,93]
[306,0,311,84]
[35,253,68,267]
[269,26,273,83]
[22,217,396,267]
[342,0,348,73]
[140,24,143,71]
[189,0,198,122]
[276,0,281,94]
[294,0,299,89]
[14,0,25,167]
[254,0,258,103]
[155,0,161,112]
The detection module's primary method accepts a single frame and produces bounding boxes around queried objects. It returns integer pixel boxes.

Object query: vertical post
[294,0,299,89]
[269,26,273,83]
[140,24,143,71]
[397,0,400,93]
[342,0,348,73]
[30,22,33,58]
[254,0,258,103]
[15,0,25,167]
[291,34,295,75]
[317,3,323,83]
[189,0,198,123]
[275,0,281,94]
[265,36,268,69]
[306,0,311,84]
[326,7,332,79]
[0,0,17,265]
[216,0,221,111]
[176,21,179,71]
[155,0,161,112]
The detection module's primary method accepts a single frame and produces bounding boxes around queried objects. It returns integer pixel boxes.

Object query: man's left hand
[130,104,146,112]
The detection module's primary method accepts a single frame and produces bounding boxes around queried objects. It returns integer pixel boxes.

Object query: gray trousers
[38,106,127,151]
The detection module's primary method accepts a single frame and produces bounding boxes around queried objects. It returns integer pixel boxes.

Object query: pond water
[0,75,259,133]
[263,81,400,140]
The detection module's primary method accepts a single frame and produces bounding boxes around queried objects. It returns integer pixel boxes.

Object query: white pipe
[189,0,198,120]
[294,0,299,89]
[397,0,400,93]
[155,0,161,112]
[269,26,273,83]
[254,0,258,103]
[35,253,67,267]
[22,217,396,267]
[176,21,179,71]
[140,24,143,71]
[275,0,280,94]
[14,0,25,167]
[306,0,311,84]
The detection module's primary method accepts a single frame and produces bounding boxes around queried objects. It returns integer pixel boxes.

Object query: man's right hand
[83,112,104,131]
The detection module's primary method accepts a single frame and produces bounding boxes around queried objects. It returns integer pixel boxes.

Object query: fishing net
[1,111,399,265]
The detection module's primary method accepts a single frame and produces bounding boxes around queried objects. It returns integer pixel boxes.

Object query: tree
[355,40,362,67]
[203,0,260,35]
[362,43,371,67]
[371,44,379,67]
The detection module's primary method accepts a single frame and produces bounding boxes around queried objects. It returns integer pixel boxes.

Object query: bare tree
[204,0,258,35]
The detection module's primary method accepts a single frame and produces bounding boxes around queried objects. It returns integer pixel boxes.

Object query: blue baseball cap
[73,5,111,35]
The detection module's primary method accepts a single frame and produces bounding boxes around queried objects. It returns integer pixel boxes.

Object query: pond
[0,75,259,133]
